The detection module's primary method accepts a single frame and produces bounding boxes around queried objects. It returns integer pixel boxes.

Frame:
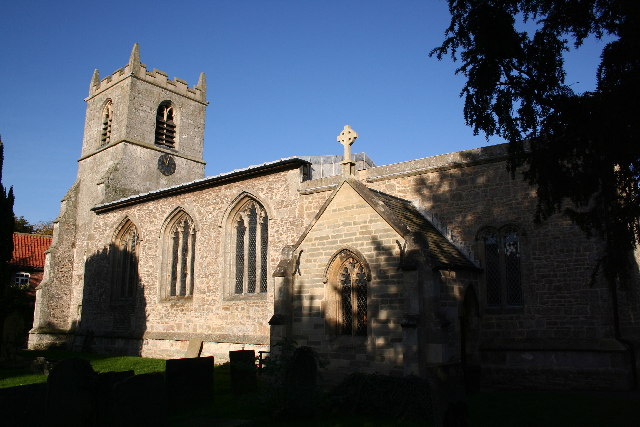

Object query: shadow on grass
[3,351,638,426]
[469,390,640,427]
[0,349,165,388]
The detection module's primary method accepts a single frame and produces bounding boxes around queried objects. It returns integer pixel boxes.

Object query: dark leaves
[433,0,640,287]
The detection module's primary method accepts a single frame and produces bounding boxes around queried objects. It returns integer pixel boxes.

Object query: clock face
[158,154,176,176]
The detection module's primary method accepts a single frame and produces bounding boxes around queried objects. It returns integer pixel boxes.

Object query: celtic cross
[337,125,358,163]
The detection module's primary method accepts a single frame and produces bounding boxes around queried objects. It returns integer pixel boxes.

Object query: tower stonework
[29,44,207,347]
[81,43,207,202]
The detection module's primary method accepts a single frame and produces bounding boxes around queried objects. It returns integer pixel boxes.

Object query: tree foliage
[1,138,16,311]
[14,216,54,235]
[14,216,35,234]
[432,0,640,286]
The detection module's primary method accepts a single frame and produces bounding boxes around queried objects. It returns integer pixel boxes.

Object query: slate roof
[93,157,309,213]
[366,189,477,270]
[294,178,477,271]
[10,233,52,269]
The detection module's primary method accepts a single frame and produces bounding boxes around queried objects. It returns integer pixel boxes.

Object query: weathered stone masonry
[30,45,639,389]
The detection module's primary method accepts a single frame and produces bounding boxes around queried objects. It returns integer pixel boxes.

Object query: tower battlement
[87,43,207,104]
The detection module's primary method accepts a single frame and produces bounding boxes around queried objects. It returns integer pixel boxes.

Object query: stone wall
[366,147,615,340]
[363,144,637,388]
[292,183,407,376]
[77,167,309,358]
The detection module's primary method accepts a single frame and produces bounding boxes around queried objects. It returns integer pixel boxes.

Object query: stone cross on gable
[337,125,359,177]
[337,125,358,163]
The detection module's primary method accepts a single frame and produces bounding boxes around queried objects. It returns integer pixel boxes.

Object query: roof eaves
[92,157,310,213]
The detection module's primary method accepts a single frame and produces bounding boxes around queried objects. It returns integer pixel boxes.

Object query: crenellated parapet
[87,43,206,104]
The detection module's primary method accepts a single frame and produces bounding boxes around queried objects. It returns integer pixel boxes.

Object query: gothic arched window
[230,199,268,295]
[155,101,176,147]
[479,226,523,309]
[112,219,139,300]
[162,210,196,298]
[100,100,113,146]
[325,249,370,336]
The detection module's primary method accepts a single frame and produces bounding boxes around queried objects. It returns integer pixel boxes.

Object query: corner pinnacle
[197,72,207,95]
[128,43,141,73]
[90,69,100,93]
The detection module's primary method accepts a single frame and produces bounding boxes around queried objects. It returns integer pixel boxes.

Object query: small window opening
[155,102,176,147]
[100,101,113,146]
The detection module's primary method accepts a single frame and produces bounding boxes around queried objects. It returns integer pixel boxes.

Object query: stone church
[29,45,639,389]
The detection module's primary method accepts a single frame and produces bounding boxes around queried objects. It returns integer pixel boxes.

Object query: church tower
[80,43,207,202]
[29,45,207,346]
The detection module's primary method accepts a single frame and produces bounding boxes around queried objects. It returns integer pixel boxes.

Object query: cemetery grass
[0,349,165,388]
[169,363,431,427]
[2,352,638,425]
[468,390,640,426]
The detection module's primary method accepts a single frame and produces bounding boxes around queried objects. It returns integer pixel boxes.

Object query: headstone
[1,310,24,360]
[96,370,135,425]
[229,350,256,394]
[81,330,95,353]
[46,358,98,426]
[113,373,167,426]
[166,356,214,407]
[30,356,53,375]
[283,346,317,418]
[184,339,203,358]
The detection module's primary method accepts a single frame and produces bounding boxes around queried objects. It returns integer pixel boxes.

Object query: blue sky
[0,0,609,224]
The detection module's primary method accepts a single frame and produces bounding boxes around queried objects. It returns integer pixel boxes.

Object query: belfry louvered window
[338,256,368,336]
[164,211,196,298]
[232,200,268,294]
[112,220,139,299]
[155,101,176,147]
[100,101,113,146]
[480,226,523,308]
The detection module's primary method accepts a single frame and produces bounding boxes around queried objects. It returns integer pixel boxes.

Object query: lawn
[1,351,638,426]
[468,389,640,426]
[0,349,165,388]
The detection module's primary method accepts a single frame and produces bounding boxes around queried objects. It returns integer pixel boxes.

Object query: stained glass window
[338,256,368,336]
[112,220,139,300]
[232,200,268,295]
[165,212,195,297]
[480,227,523,309]
[504,229,523,306]
[483,232,501,307]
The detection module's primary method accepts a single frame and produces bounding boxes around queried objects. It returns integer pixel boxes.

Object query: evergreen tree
[431,1,640,288]
[0,137,15,283]
[0,136,15,353]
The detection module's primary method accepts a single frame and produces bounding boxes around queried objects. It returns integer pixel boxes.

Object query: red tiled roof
[10,233,52,269]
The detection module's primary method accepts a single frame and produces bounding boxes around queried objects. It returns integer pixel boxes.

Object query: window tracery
[338,256,368,336]
[231,199,268,295]
[479,226,523,308]
[112,219,139,300]
[325,249,369,337]
[163,211,195,298]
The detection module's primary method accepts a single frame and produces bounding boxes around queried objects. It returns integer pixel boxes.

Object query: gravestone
[113,372,167,426]
[184,339,203,358]
[166,356,214,407]
[96,370,135,424]
[229,350,256,394]
[46,358,98,426]
[283,346,318,418]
